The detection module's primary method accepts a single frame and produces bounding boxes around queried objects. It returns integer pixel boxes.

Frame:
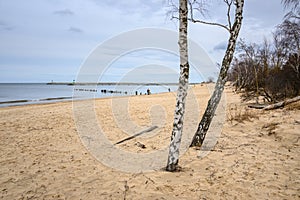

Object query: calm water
[0,83,178,107]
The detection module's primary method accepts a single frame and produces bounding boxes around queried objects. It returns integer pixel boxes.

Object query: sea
[0,83,179,107]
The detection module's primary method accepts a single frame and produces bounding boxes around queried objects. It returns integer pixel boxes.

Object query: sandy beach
[0,84,299,199]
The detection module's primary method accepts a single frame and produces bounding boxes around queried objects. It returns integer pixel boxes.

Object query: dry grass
[285,101,300,111]
[227,104,259,123]
[262,122,280,136]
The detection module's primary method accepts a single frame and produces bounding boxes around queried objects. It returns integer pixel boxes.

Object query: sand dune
[0,84,299,199]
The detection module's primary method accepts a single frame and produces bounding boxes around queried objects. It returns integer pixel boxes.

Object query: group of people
[135,88,171,95]
[135,89,151,95]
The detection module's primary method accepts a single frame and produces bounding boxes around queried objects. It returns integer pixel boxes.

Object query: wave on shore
[0,96,73,107]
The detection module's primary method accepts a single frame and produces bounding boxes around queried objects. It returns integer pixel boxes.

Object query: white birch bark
[166,0,189,172]
[190,0,244,147]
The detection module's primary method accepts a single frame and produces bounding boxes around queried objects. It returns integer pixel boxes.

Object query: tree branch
[114,126,158,145]
[248,96,300,110]
[263,96,300,110]
[189,18,230,32]
[188,0,230,32]
[224,0,233,30]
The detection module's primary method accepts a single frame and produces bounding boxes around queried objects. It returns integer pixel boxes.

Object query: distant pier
[46,82,184,86]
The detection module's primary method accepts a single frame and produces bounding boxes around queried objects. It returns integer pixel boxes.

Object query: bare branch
[189,0,209,17]
[166,0,179,21]
[189,17,230,32]
[188,0,230,32]
[169,0,231,32]
[224,0,233,30]
[171,15,179,21]
[282,0,300,10]
[188,0,232,32]
[284,11,300,20]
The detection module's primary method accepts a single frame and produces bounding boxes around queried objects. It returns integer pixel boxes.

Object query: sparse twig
[114,126,158,145]
[169,0,230,32]
[224,0,233,30]
[188,0,230,32]
[189,17,230,32]
[123,181,129,200]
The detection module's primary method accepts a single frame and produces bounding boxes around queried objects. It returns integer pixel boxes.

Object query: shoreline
[0,82,205,108]
[0,89,178,109]
[0,82,191,108]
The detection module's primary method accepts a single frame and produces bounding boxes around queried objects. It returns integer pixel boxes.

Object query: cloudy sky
[0,0,286,83]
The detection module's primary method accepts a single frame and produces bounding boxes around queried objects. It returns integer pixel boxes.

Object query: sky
[0,0,286,83]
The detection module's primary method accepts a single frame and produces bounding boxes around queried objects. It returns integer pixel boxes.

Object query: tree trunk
[166,0,189,172]
[263,95,300,110]
[248,96,300,110]
[190,0,244,147]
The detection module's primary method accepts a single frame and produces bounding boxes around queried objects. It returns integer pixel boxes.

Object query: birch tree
[166,0,190,172]
[190,0,245,146]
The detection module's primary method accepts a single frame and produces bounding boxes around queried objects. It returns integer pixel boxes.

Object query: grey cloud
[68,26,83,33]
[213,41,227,51]
[53,9,74,16]
[92,0,164,15]
[0,21,14,31]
